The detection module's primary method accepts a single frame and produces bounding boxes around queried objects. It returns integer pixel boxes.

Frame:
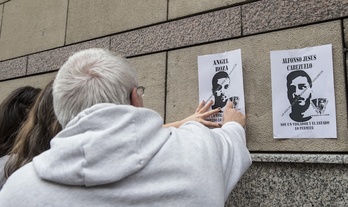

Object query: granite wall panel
[27,37,110,75]
[0,0,346,62]
[66,0,167,44]
[344,18,348,47]
[167,20,347,152]
[0,0,68,61]
[168,0,248,19]
[0,57,26,81]
[0,4,2,34]
[129,52,166,118]
[0,72,57,103]
[242,0,348,35]
[110,7,241,57]
[226,162,348,206]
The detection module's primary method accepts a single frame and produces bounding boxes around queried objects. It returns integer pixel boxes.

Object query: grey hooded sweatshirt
[0,103,251,207]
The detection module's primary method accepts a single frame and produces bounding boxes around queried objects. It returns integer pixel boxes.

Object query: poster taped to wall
[271,44,337,138]
[198,49,245,123]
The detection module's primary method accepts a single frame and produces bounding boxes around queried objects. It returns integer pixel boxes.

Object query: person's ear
[130,87,143,107]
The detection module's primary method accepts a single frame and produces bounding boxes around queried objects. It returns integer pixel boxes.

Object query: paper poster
[198,49,245,123]
[271,44,337,138]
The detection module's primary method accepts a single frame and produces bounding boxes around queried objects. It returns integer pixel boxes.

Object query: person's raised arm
[163,100,221,128]
[212,101,250,199]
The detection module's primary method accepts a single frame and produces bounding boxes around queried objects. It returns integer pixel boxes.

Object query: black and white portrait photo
[271,44,337,138]
[211,71,239,110]
[286,70,313,122]
[198,49,245,123]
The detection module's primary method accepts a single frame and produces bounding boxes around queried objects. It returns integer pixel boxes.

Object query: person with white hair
[0,48,251,207]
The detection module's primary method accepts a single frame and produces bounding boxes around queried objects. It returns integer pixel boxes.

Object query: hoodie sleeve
[211,121,252,200]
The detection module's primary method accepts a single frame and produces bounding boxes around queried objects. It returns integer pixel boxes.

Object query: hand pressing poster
[271,44,337,138]
[198,49,245,123]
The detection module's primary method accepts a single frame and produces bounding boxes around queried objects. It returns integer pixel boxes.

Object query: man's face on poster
[287,76,312,112]
[213,77,230,105]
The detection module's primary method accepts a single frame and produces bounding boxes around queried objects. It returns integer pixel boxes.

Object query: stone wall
[0,0,347,206]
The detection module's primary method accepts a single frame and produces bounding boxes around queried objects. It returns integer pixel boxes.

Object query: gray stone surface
[27,37,110,75]
[0,4,2,31]
[168,0,247,19]
[251,153,348,164]
[0,72,57,103]
[0,57,27,81]
[129,53,166,118]
[342,19,347,108]
[0,0,345,63]
[66,0,167,44]
[344,18,348,48]
[0,0,10,4]
[226,162,348,206]
[167,20,347,152]
[0,0,68,61]
[242,0,348,35]
[111,7,241,57]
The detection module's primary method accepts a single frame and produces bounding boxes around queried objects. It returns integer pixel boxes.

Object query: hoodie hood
[33,103,170,187]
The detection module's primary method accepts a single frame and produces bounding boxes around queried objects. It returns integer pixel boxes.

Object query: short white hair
[53,48,138,128]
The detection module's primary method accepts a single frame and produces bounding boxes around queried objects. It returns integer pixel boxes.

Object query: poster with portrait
[271,44,337,138]
[198,49,245,123]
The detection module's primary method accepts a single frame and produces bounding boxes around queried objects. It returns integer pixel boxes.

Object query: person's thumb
[226,101,234,109]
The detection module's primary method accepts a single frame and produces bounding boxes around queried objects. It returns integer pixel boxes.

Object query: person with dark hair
[286,70,313,122]
[4,80,61,181]
[0,48,251,206]
[0,86,41,189]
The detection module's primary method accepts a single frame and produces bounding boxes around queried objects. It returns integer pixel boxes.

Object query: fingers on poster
[271,44,337,138]
[198,49,245,123]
